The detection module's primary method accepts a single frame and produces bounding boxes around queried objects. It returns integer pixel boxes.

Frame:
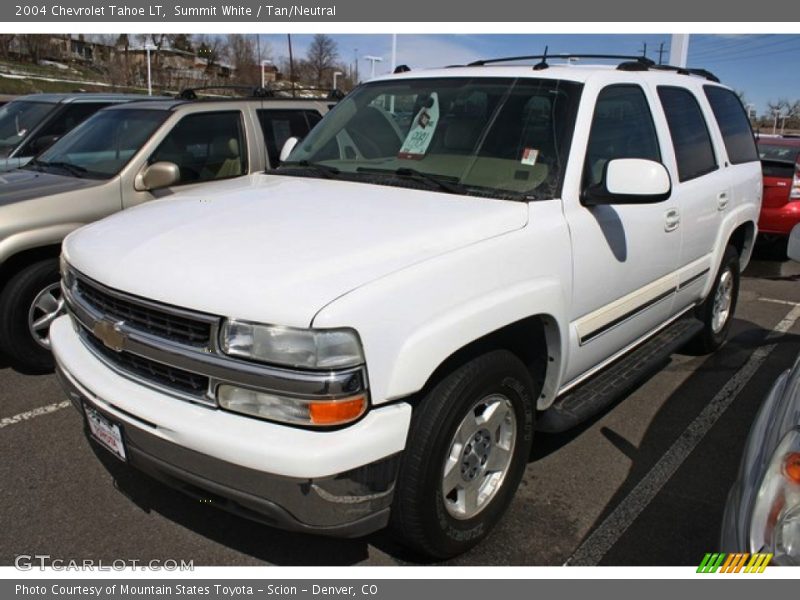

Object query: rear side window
[704,86,758,165]
[657,87,717,182]
[258,109,323,167]
[584,85,661,188]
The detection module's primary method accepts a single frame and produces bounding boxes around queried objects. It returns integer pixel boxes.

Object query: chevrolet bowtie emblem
[93,320,126,352]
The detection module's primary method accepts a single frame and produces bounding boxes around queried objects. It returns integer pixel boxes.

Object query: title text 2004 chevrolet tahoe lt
[51,57,762,559]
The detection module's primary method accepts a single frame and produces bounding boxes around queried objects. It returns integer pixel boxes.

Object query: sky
[256,33,800,116]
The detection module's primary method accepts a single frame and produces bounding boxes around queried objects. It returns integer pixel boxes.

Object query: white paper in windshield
[398,92,440,160]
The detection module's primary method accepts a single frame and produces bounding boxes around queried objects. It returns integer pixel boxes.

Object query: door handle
[717,191,730,211]
[665,208,680,232]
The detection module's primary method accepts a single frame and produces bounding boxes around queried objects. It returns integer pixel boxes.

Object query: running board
[537,316,703,433]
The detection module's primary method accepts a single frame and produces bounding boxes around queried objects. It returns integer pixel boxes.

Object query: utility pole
[639,42,648,58]
[390,34,397,73]
[669,34,690,68]
[657,42,666,65]
[287,34,295,97]
[354,48,359,83]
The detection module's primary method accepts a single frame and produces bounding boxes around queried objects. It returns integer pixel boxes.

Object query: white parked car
[51,55,762,559]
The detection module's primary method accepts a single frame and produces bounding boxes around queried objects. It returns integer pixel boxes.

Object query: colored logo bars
[697,553,773,573]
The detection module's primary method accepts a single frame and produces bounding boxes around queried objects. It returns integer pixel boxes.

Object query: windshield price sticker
[398,93,440,160]
[521,147,540,166]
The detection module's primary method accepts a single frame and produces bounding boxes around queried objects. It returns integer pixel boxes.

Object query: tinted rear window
[758,143,800,164]
[703,86,758,165]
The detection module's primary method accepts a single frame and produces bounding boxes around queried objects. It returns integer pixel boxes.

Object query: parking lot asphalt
[2,246,800,567]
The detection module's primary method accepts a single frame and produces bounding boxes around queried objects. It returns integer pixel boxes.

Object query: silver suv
[0,89,333,372]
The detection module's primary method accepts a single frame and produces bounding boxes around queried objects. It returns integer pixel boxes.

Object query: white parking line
[565,303,800,565]
[0,401,71,430]
[759,297,800,307]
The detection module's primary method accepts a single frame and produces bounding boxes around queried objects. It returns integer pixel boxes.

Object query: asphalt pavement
[2,245,800,566]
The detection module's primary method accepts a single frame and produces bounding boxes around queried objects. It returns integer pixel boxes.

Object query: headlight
[219,319,364,369]
[749,429,800,564]
[217,384,368,426]
[60,255,75,290]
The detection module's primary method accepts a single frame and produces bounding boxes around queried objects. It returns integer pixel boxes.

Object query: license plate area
[84,402,127,462]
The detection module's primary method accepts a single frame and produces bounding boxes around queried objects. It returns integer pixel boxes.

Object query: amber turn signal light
[309,395,367,425]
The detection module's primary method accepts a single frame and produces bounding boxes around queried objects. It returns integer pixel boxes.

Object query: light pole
[746,103,756,122]
[390,34,397,72]
[332,70,343,90]
[364,55,383,80]
[773,109,780,135]
[144,43,156,96]
[261,59,272,88]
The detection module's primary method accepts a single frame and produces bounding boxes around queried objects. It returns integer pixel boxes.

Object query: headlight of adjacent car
[219,319,364,369]
[60,255,75,290]
[749,429,800,565]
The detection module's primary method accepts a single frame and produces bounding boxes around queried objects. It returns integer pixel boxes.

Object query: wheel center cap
[460,428,492,481]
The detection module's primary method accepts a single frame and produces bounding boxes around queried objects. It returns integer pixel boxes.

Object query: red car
[757,136,800,239]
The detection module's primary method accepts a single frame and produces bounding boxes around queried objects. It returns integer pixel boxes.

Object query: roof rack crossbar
[467,53,655,67]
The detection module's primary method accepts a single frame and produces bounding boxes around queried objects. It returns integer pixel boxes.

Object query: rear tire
[389,350,536,559]
[689,245,740,354]
[0,258,62,374]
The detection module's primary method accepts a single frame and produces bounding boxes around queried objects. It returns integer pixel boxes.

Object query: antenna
[533,46,549,71]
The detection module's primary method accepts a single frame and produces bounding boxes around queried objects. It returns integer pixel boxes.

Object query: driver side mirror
[789,223,800,262]
[583,158,672,206]
[279,137,300,163]
[31,134,60,154]
[135,161,180,191]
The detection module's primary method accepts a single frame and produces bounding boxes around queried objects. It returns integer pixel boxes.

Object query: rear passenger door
[257,109,323,168]
[654,85,737,311]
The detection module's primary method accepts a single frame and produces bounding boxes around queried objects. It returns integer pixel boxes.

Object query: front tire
[390,350,536,559]
[690,244,740,354]
[0,258,63,373]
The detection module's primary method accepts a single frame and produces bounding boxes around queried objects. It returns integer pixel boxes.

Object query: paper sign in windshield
[398,93,440,160]
[521,147,539,166]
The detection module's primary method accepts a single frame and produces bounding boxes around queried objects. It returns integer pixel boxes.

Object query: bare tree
[195,34,223,69]
[19,35,49,64]
[226,34,257,83]
[0,35,15,59]
[306,34,338,87]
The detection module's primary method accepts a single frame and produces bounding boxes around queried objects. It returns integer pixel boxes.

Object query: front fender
[312,222,572,409]
[0,223,85,265]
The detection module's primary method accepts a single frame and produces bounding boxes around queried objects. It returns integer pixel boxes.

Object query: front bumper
[51,316,412,537]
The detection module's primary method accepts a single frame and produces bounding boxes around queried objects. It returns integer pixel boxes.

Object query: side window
[584,85,661,188]
[258,109,323,167]
[703,86,758,165]
[657,87,718,182]
[21,102,109,154]
[150,111,247,185]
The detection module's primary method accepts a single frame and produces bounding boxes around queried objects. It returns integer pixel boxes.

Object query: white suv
[51,56,762,559]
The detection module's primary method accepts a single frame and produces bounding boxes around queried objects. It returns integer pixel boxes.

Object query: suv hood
[0,169,104,206]
[65,175,529,327]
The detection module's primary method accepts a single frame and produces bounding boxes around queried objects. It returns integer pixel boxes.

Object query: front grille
[83,330,210,398]
[75,278,213,347]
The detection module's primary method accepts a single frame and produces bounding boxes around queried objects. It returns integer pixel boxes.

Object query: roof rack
[650,64,720,82]
[176,84,345,101]
[467,53,655,68]
[176,85,273,100]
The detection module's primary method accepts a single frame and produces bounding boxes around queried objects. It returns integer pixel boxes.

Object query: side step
[537,316,703,433]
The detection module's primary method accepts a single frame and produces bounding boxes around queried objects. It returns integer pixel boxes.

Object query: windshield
[0,101,56,158]
[280,77,582,200]
[30,108,169,179]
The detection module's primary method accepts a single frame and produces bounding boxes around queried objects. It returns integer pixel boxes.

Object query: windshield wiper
[29,159,88,178]
[356,167,467,195]
[278,160,341,179]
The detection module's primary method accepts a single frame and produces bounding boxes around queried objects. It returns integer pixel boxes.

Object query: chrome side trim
[558,304,697,397]
[63,281,367,403]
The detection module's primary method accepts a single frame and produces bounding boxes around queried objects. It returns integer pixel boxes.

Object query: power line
[690,35,800,61]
